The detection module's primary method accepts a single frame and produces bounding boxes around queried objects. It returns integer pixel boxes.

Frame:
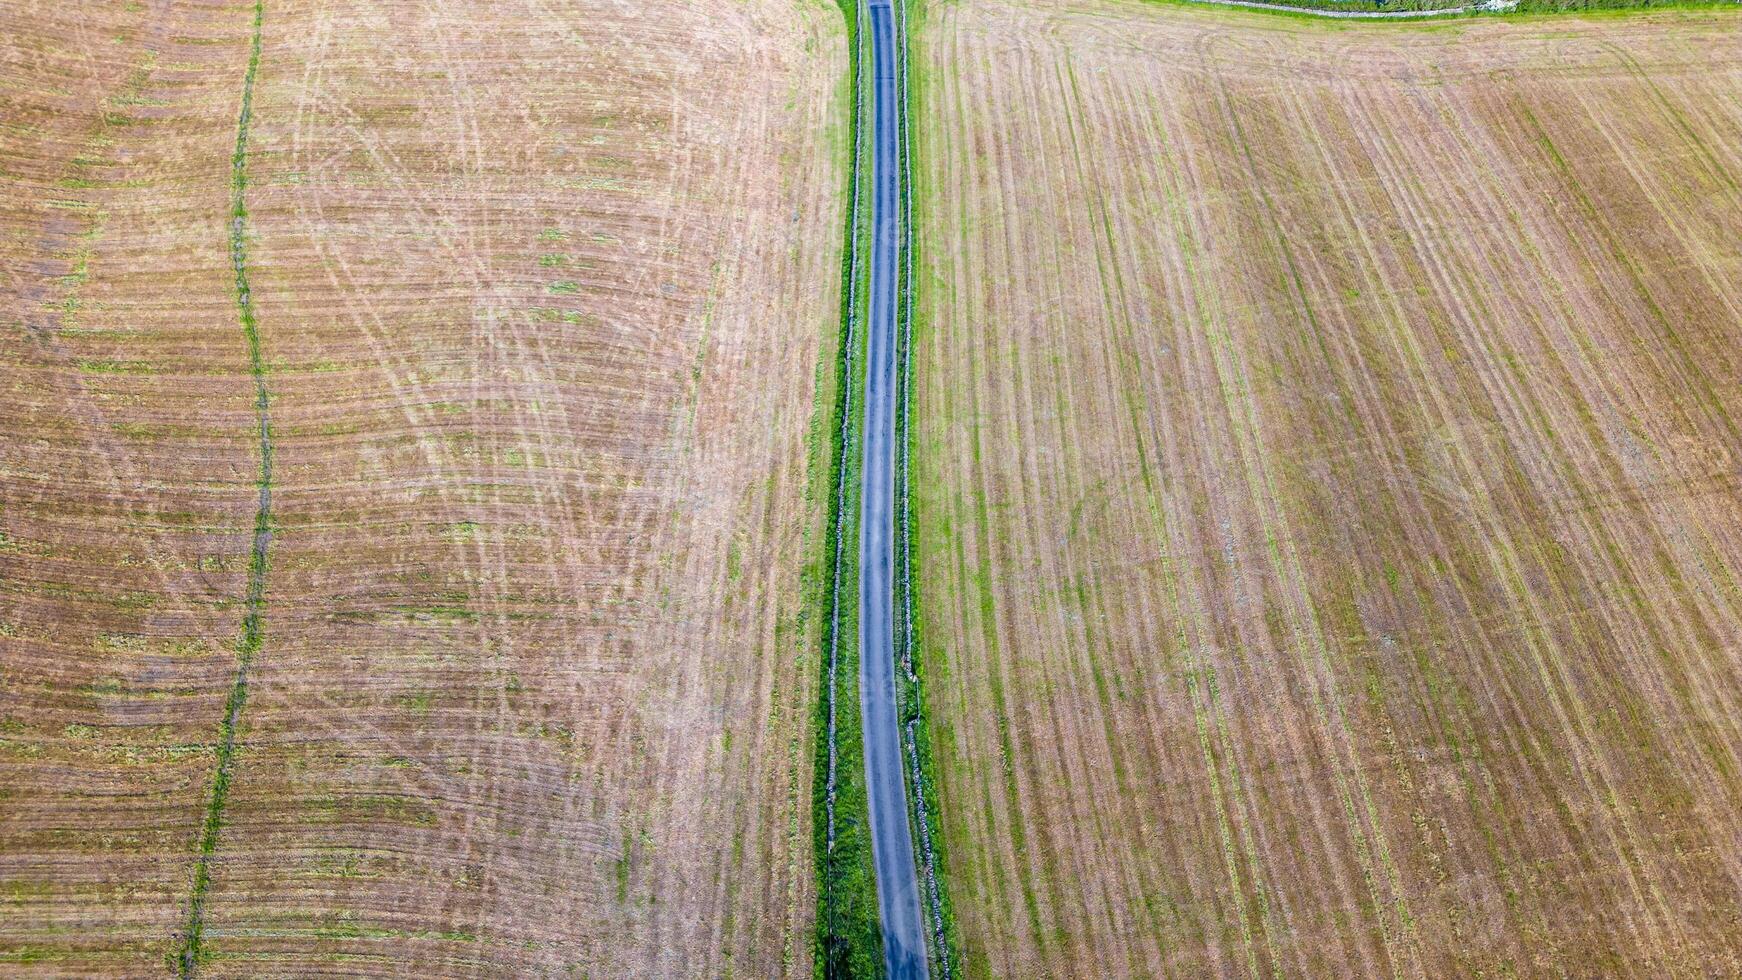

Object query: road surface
[858,0,928,976]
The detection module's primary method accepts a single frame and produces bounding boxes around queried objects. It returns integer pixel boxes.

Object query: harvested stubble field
[1,0,843,974]
[914,0,1742,975]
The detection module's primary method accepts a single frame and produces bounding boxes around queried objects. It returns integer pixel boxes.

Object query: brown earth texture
[10,0,1742,976]
[913,0,1742,976]
[0,0,844,974]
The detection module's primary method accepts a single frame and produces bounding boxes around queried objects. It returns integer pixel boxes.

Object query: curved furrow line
[175,1,271,974]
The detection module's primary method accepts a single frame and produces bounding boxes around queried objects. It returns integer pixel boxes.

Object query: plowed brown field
[0,0,843,974]
[914,1,1742,975]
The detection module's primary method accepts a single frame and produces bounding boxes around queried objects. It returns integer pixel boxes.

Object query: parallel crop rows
[915,2,1742,975]
[0,0,846,974]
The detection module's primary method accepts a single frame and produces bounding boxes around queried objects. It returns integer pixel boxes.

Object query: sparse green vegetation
[914,0,1742,973]
[2,0,845,973]
[812,1,883,973]
[174,1,270,971]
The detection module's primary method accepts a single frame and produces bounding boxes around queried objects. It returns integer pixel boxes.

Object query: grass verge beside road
[814,0,882,973]
[892,1,959,975]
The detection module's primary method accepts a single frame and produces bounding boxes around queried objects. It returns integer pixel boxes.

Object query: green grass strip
[814,0,883,975]
[174,1,271,974]
[891,1,958,975]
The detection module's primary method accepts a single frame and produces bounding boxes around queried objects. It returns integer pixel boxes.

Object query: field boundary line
[1162,0,1742,20]
[174,1,272,974]
[827,0,864,884]
[1178,0,1514,18]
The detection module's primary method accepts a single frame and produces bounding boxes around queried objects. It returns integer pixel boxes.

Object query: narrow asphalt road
[859,0,928,976]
